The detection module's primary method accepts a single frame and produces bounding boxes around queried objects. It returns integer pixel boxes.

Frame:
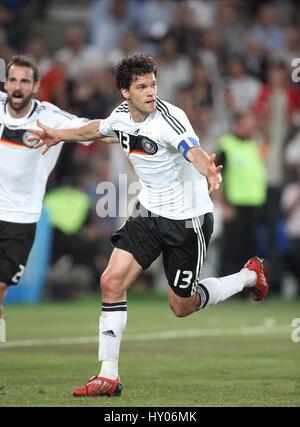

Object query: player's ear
[33,80,40,95]
[120,88,129,100]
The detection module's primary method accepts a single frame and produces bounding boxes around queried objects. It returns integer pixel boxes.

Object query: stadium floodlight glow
[0,58,5,82]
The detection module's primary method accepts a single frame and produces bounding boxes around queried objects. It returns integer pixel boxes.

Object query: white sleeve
[41,102,89,129]
[99,114,116,137]
[165,107,201,159]
[56,110,92,146]
[41,102,92,145]
[54,111,89,130]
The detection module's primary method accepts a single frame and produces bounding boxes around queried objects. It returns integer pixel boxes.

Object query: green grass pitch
[0,294,299,407]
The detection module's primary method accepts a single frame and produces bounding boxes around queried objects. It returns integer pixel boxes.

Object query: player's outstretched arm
[30,119,102,155]
[187,147,223,193]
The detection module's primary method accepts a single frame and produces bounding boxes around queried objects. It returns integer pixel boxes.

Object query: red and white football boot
[73,375,122,397]
[244,257,269,301]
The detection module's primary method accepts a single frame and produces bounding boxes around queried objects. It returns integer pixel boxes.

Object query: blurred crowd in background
[1,0,300,299]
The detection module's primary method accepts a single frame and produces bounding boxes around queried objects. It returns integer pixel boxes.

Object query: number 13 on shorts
[173,269,193,289]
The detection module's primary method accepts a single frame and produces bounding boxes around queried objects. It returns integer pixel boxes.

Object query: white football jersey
[100,98,213,220]
[0,91,88,223]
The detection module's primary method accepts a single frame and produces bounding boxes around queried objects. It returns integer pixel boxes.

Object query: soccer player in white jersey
[0,55,95,342]
[31,54,268,397]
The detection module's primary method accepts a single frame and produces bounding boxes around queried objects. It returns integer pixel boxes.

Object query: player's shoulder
[156,98,186,118]
[38,100,75,121]
[112,101,129,115]
[39,100,63,114]
[107,101,130,125]
[156,98,189,135]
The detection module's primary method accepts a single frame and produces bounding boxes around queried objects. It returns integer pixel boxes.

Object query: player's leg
[163,213,213,316]
[165,213,268,317]
[167,287,200,317]
[0,221,36,343]
[100,247,142,302]
[0,221,36,342]
[168,263,266,317]
[0,282,8,342]
[73,204,162,397]
[195,213,268,305]
[98,248,142,377]
[73,247,143,397]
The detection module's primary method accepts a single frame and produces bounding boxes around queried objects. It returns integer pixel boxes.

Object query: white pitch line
[0,325,291,349]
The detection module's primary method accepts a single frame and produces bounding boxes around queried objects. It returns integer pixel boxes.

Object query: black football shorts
[0,220,36,286]
[111,201,214,298]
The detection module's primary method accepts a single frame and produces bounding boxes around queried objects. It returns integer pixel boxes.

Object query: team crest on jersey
[140,137,158,155]
[22,131,38,148]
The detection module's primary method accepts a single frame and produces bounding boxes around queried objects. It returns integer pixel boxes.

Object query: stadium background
[0,0,299,408]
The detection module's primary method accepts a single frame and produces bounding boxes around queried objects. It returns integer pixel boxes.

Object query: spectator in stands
[73,68,119,120]
[194,27,222,85]
[244,34,268,81]
[187,0,217,29]
[156,32,193,103]
[222,55,262,114]
[105,29,144,68]
[273,26,300,75]
[215,112,266,278]
[0,29,15,63]
[37,60,68,111]
[130,0,175,41]
[215,1,247,56]
[168,0,197,56]
[55,25,102,107]
[25,35,52,77]
[87,0,132,57]
[192,101,228,155]
[247,3,285,53]
[25,35,68,110]
[189,61,215,108]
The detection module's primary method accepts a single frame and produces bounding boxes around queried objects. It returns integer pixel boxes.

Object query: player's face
[4,65,39,115]
[121,73,157,122]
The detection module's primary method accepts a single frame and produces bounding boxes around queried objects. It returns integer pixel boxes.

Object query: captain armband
[177,137,200,160]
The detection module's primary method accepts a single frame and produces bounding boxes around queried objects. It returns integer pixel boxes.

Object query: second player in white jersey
[0,54,92,343]
[100,98,213,219]
[0,91,88,223]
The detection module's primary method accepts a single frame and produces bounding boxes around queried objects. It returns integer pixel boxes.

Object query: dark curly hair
[115,53,157,90]
[6,55,40,82]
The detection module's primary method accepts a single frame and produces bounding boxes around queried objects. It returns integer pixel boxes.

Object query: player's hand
[28,120,61,155]
[207,153,223,193]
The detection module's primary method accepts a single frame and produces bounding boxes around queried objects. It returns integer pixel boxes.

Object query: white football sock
[100,359,119,380]
[197,270,255,308]
[98,301,127,380]
[0,318,6,343]
[240,268,257,288]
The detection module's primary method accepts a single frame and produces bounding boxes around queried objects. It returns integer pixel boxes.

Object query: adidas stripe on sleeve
[158,99,201,159]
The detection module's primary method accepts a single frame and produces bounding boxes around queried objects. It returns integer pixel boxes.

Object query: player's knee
[0,282,8,300]
[0,282,8,318]
[0,282,8,292]
[100,270,115,293]
[100,270,123,297]
[169,301,190,318]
